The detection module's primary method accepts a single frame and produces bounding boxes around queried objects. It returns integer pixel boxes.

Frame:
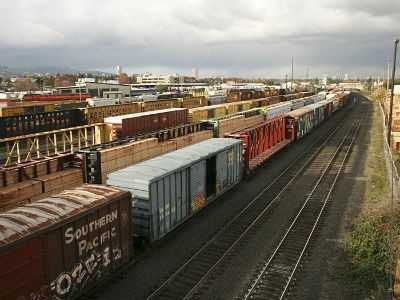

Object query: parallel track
[243,102,367,299]
[146,99,363,300]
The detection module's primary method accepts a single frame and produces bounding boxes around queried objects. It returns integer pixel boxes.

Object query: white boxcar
[106,138,243,241]
[266,102,292,120]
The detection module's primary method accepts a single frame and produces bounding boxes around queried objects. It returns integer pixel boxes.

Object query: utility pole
[387,58,391,102]
[388,39,399,146]
[291,58,293,91]
[285,74,288,91]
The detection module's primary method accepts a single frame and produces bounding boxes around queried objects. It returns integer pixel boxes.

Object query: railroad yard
[81,93,373,299]
[1,90,386,299]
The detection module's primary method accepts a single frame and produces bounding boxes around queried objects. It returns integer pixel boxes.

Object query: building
[192,68,198,79]
[136,73,182,85]
[55,79,131,98]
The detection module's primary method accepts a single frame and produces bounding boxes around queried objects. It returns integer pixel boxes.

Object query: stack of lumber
[0,154,83,212]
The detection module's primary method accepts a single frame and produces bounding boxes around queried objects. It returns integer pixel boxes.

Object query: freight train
[0,92,324,139]
[0,91,351,300]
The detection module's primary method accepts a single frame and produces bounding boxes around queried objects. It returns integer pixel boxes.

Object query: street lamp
[387,39,399,146]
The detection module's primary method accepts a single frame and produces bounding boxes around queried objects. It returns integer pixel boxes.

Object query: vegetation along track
[145,99,366,300]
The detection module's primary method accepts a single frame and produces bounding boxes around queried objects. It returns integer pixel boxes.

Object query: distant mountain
[0,66,114,77]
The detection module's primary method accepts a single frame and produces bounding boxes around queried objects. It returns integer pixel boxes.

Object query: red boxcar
[23,93,92,102]
[0,184,132,300]
[105,108,189,139]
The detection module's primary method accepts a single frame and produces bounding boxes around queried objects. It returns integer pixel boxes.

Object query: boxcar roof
[107,138,241,190]
[0,184,125,247]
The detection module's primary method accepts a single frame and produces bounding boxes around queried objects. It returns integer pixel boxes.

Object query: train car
[0,101,87,117]
[248,97,271,108]
[289,98,306,110]
[225,91,241,103]
[335,91,351,109]
[188,106,210,123]
[157,92,191,100]
[310,93,326,103]
[142,98,181,111]
[303,96,316,106]
[284,107,315,140]
[0,109,85,139]
[106,138,243,242]
[23,93,92,102]
[208,95,226,106]
[104,108,188,139]
[205,110,266,138]
[224,115,289,175]
[306,102,326,127]
[0,184,132,300]
[284,94,345,142]
[86,98,120,107]
[53,101,88,111]
[281,93,297,102]
[84,102,143,124]
[179,95,207,109]
[265,102,292,120]
[318,99,334,119]
[0,106,26,117]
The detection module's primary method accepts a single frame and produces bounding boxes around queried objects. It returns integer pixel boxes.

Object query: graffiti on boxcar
[49,251,102,299]
[49,246,122,299]
[190,192,206,212]
[17,285,49,300]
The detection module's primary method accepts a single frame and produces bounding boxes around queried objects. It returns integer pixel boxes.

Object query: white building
[192,68,198,79]
[136,73,181,85]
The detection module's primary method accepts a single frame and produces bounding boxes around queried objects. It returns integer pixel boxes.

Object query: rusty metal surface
[0,183,132,300]
[0,184,125,247]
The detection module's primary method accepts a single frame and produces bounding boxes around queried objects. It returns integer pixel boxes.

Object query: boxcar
[318,99,334,119]
[266,102,292,120]
[0,184,132,300]
[289,98,305,110]
[285,107,315,140]
[104,108,188,139]
[106,138,243,242]
[306,102,326,127]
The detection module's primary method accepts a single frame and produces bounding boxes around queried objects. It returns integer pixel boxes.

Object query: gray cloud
[1,0,399,79]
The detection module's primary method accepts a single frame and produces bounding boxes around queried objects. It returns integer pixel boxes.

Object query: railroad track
[145,99,365,300]
[242,102,367,299]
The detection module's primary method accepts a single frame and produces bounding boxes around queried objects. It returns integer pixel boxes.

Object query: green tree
[155,84,168,93]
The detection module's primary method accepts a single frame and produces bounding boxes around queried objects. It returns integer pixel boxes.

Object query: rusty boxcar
[0,184,132,300]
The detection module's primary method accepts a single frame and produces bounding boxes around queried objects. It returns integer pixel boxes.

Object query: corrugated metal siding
[307,103,325,126]
[216,150,228,193]
[190,160,206,213]
[227,143,242,185]
[266,102,291,120]
[149,169,189,239]
[107,138,243,241]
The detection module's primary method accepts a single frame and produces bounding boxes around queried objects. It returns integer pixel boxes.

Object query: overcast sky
[1,0,400,80]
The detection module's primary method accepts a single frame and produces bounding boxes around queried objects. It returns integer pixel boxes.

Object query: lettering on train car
[64,210,119,255]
